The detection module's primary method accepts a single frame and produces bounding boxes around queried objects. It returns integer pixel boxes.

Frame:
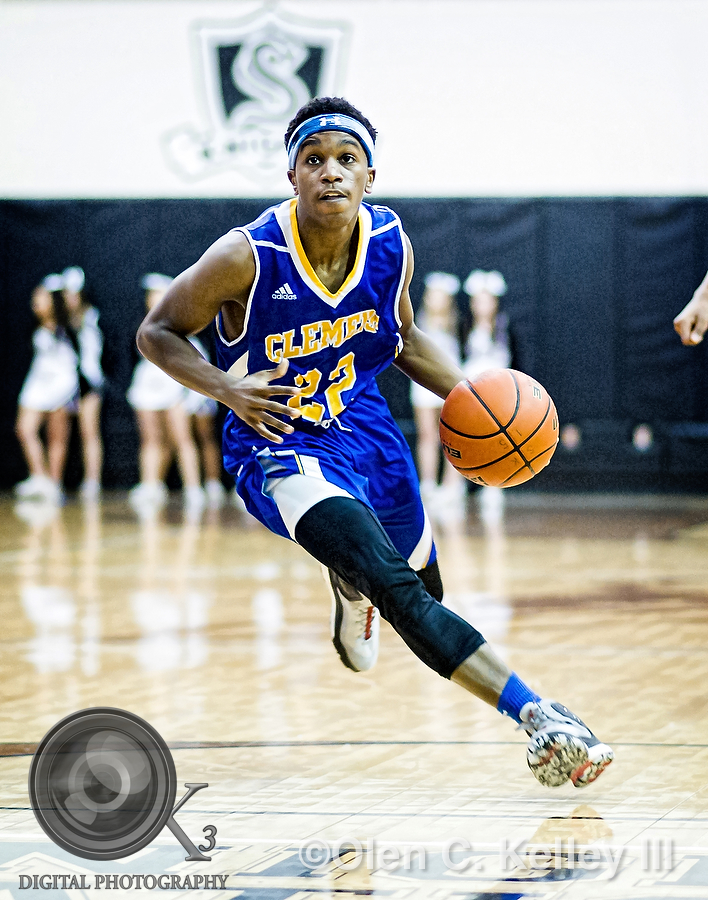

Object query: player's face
[288,131,375,224]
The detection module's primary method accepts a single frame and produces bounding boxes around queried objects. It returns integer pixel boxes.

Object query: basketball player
[674,268,708,345]
[136,97,613,788]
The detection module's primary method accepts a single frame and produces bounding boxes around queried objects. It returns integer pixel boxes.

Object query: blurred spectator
[62,266,104,501]
[182,339,227,509]
[127,274,205,514]
[462,269,513,379]
[14,276,78,503]
[462,269,513,523]
[411,271,465,521]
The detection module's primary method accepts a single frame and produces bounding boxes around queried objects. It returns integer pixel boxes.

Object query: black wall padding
[1,197,707,491]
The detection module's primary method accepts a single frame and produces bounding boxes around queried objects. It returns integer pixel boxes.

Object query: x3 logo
[29,708,216,861]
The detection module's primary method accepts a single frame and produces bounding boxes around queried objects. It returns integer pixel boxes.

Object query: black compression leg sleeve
[417,559,444,604]
[294,497,484,678]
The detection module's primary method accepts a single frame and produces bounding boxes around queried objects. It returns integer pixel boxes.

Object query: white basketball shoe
[521,699,614,788]
[324,567,379,672]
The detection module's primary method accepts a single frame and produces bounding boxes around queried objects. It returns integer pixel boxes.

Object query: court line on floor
[0,824,707,851]
[1,806,708,825]
[1,739,707,758]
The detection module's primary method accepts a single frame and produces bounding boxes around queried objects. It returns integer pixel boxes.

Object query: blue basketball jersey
[214,197,406,450]
[212,197,433,568]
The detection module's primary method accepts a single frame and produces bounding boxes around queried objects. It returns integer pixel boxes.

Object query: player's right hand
[674,292,708,346]
[227,359,303,443]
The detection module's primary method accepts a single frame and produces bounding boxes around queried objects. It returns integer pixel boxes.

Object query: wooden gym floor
[0,490,707,898]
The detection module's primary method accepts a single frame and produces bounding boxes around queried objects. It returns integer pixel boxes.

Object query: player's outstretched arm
[674,269,708,346]
[137,231,302,443]
[394,234,465,399]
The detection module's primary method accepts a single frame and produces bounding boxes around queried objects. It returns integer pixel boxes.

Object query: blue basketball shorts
[224,387,436,570]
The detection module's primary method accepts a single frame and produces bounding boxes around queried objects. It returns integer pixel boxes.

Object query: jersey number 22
[287,352,356,424]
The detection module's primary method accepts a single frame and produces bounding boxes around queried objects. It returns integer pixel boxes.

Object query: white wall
[1,0,707,197]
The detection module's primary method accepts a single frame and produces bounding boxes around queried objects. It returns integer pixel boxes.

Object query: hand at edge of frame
[674,290,708,346]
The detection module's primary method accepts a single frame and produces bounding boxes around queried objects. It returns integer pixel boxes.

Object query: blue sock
[497,673,541,723]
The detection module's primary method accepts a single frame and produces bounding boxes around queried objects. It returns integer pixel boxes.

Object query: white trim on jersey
[391,212,408,329]
[214,227,260,348]
[253,239,289,253]
[370,219,400,237]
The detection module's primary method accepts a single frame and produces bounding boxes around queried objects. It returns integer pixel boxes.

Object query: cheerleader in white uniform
[127,275,204,511]
[181,336,226,509]
[463,270,512,379]
[410,272,465,518]
[62,267,105,500]
[462,270,513,522]
[15,276,79,502]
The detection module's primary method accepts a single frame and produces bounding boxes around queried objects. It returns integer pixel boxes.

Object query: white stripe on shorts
[263,455,433,569]
[263,456,352,539]
[407,508,433,570]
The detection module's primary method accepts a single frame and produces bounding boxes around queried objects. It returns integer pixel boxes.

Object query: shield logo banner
[163,7,348,184]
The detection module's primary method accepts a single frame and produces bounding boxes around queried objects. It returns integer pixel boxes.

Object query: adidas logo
[272,282,297,300]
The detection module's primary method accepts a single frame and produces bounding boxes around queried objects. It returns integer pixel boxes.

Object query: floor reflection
[0,492,705,900]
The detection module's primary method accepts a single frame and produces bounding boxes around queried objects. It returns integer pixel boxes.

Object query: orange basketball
[439,368,559,487]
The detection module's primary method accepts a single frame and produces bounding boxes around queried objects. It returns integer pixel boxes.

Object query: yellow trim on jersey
[289,199,364,300]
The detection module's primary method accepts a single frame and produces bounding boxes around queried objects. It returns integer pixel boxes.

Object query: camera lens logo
[29,708,214,861]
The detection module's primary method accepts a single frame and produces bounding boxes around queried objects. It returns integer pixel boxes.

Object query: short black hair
[284,97,377,149]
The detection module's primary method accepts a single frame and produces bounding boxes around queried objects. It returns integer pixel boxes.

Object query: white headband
[464,269,507,297]
[62,266,85,293]
[424,272,460,295]
[42,274,64,292]
[287,113,375,169]
[141,273,173,291]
